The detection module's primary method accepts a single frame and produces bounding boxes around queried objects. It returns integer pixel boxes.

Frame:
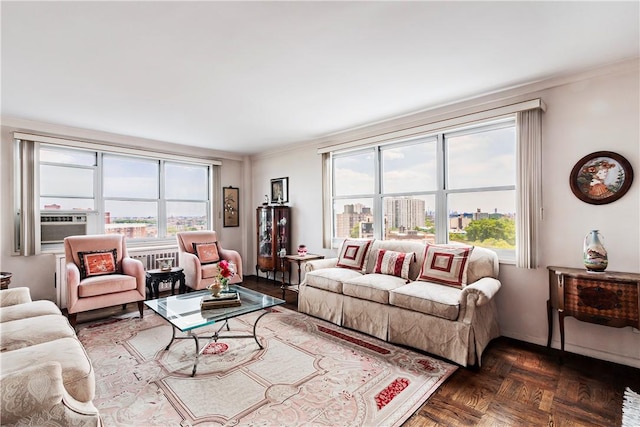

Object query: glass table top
[144,285,285,332]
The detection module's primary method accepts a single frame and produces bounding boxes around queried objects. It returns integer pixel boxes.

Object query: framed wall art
[569,151,634,205]
[270,177,289,204]
[223,186,239,227]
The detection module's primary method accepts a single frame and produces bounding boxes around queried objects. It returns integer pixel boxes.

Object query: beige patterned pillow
[418,244,474,288]
[373,249,415,280]
[336,239,374,271]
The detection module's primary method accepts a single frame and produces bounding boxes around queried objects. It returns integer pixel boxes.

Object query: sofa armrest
[0,287,32,307]
[304,258,338,273]
[461,277,501,306]
[0,362,100,426]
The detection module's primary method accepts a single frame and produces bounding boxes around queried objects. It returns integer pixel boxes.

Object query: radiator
[129,248,180,271]
[55,246,180,309]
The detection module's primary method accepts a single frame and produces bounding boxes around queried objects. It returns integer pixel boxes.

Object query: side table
[280,254,324,299]
[146,267,185,300]
[547,266,640,360]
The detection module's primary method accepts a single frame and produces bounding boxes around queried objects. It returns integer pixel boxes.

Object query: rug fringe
[622,387,640,427]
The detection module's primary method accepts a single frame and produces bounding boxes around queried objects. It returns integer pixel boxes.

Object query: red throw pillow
[336,239,373,271]
[78,249,118,279]
[373,249,415,280]
[417,244,474,288]
[193,242,220,265]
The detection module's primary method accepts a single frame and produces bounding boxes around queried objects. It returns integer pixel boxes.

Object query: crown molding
[248,57,638,158]
[1,116,245,162]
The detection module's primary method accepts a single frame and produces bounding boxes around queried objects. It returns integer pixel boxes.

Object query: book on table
[200,291,241,309]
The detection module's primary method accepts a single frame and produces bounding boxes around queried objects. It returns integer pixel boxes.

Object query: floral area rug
[76,307,456,426]
[623,387,640,427]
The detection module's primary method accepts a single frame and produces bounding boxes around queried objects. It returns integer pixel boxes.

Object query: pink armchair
[64,234,145,326]
[176,231,243,291]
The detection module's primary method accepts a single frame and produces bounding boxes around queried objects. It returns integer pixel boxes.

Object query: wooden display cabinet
[256,205,290,280]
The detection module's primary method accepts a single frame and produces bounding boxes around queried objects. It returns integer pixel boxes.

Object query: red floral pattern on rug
[202,342,228,355]
[418,359,437,371]
[375,377,410,409]
[317,325,391,354]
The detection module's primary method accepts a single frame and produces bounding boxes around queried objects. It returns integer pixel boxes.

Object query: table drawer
[564,276,639,326]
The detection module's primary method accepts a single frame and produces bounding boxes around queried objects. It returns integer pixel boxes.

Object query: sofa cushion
[343,273,409,304]
[372,249,415,280]
[389,281,461,321]
[418,244,474,288]
[78,274,137,298]
[336,239,374,271]
[0,300,61,323]
[1,315,75,352]
[193,242,220,265]
[78,249,118,279]
[305,268,363,294]
[0,337,95,403]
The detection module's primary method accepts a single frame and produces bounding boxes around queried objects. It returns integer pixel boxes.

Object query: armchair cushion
[201,263,220,279]
[193,242,220,264]
[77,274,137,298]
[78,248,117,279]
[418,244,474,288]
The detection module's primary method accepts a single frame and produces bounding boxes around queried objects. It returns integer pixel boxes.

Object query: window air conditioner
[40,212,98,244]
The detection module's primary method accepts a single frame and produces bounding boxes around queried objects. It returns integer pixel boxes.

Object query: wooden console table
[546,266,640,356]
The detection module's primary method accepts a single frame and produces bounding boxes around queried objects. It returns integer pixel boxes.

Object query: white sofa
[298,240,501,367]
[0,287,101,426]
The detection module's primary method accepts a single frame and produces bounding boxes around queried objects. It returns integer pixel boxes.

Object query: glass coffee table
[144,285,285,376]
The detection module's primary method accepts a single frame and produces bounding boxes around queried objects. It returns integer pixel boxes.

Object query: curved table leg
[252,311,271,349]
[191,332,200,377]
[165,326,177,350]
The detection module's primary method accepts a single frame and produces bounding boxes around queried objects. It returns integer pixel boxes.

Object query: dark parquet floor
[74,275,640,427]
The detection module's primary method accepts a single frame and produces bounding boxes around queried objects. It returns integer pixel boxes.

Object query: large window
[330,118,516,260]
[39,144,212,243]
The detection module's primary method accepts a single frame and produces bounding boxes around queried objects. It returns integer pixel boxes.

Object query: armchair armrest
[0,362,100,426]
[304,258,338,273]
[218,247,243,282]
[179,252,202,288]
[122,257,146,295]
[66,262,81,311]
[461,277,501,306]
[0,287,32,307]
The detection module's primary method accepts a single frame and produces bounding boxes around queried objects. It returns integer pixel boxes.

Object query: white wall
[249,61,640,367]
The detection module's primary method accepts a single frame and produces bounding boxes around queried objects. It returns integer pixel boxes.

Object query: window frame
[36,143,214,247]
[328,116,517,262]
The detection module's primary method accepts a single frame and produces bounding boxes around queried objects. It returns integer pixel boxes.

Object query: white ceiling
[2,1,639,155]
